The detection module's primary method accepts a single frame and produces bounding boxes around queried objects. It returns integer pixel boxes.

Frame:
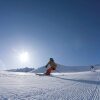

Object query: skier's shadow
[51,76,100,85]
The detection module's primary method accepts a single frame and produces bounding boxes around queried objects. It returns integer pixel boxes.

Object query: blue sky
[0,0,100,69]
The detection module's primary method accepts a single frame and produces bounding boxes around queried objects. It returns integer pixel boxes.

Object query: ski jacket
[46,61,57,69]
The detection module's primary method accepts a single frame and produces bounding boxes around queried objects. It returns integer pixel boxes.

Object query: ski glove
[45,65,47,68]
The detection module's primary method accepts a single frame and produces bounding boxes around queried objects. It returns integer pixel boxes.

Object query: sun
[19,51,29,63]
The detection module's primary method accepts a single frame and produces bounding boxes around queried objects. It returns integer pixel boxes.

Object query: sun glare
[19,51,29,63]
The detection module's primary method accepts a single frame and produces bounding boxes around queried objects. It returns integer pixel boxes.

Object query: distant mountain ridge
[7,67,34,72]
[33,64,100,73]
[6,64,100,73]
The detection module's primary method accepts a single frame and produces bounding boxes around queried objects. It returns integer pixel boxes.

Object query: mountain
[7,67,34,72]
[33,64,100,73]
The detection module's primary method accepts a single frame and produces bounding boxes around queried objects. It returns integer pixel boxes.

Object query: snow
[0,70,100,100]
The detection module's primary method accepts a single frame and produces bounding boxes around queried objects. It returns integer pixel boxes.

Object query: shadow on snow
[51,76,100,85]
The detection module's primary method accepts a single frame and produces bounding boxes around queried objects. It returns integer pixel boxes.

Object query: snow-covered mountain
[34,64,100,73]
[7,67,34,72]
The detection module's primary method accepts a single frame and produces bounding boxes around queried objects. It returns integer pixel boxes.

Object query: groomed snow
[0,70,100,100]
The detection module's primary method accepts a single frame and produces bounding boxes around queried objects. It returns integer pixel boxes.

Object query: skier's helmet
[50,58,54,62]
[91,66,94,68]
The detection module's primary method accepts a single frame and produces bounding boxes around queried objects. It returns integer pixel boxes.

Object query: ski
[35,73,50,76]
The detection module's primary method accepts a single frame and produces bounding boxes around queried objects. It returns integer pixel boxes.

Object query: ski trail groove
[88,72,100,100]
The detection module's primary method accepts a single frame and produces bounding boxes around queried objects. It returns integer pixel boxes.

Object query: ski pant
[45,67,55,75]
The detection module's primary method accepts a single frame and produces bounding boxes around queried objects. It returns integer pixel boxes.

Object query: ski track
[0,71,100,100]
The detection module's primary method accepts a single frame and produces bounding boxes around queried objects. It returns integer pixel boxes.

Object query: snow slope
[0,70,100,100]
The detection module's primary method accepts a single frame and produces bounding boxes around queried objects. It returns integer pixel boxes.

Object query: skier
[90,65,95,72]
[45,58,57,75]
